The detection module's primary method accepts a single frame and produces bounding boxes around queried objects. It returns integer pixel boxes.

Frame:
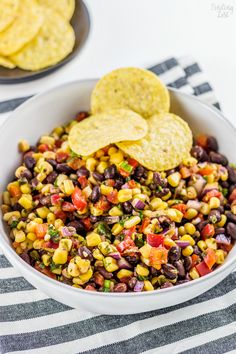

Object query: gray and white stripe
[0,56,233,354]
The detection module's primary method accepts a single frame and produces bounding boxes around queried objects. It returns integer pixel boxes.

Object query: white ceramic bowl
[0,80,236,315]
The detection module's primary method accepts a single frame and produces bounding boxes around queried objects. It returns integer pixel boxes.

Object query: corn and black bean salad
[2,111,236,292]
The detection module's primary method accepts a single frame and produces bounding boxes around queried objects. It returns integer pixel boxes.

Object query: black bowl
[0,0,90,84]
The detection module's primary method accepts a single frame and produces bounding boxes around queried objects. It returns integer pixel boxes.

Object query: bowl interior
[0,80,236,265]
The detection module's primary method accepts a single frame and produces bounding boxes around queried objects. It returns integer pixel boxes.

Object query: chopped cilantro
[97,222,112,239]
[10,220,19,228]
[48,225,60,243]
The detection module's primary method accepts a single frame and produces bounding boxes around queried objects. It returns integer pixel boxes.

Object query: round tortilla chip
[0,0,43,56]
[0,0,19,33]
[91,67,170,118]
[38,0,75,20]
[68,109,148,156]
[10,8,75,71]
[117,113,192,171]
[0,55,15,69]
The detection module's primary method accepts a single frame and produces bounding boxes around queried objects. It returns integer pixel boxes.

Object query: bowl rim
[0,78,236,298]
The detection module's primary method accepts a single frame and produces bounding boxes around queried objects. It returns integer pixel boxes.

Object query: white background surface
[0,0,235,121]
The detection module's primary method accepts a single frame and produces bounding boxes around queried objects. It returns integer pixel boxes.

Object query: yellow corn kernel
[166,209,183,223]
[200,202,211,215]
[54,219,64,229]
[197,240,207,252]
[86,232,102,247]
[118,189,132,203]
[78,267,93,283]
[162,191,172,201]
[144,280,154,291]
[186,186,197,200]
[38,161,53,175]
[95,149,105,158]
[47,212,56,224]
[151,277,159,286]
[189,267,200,280]
[40,135,55,147]
[27,232,36,241]
[124,216,141,228]
[205,238,217,250]
[163,237,176,248]
[206,174,215,184]
[96,161,108,174]
[3,211,21,222]
[36,172,47,182]
[59,239,73,251]
[110,151,124,164]
[182,157,198,167]
[93,249,104,260]
[178,225,186,236]
[26,221,37,233]
[18,194,33,210]
[98,241,116,255]
[108,147,117,155]
[146,171,153,185]
[215,249,225,264]
[14,230,26,243]
[185,208,198,220]
[109,206,123,217]
[231,205,236,215]
[18,139,30,152]
[53,248,68,265]
[55,174,67,188]
[117,269,133,280]
[63,179,75,195]
[139,243,152,259]
[209,197,220,209]
[20,183,31,194]
[35,182,43,191]
[86,157,97,172]
[75,258,90,274]
[42,254,51,266]
[141,256,150,266]
[68,261,80,277]
[33,239,44,249]
[217,214,227,227]
[36,206,50,219]
[90,205,104,216]
[136,264,149,277]
[32,152,43,160]
[103,257,119,272]
[167,172,181,187]
[3,191,11,205]
[182,245,194,256]
[181,234,195,246]
[184,223,196,235]
[100,184,113,196]
[150,197,163,210]
[111,223,124,235]
[34,217,43,224]
[43,151,56,159]
[100,156,109,162]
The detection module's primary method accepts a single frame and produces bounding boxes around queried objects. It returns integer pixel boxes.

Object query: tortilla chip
[0,0,19,33]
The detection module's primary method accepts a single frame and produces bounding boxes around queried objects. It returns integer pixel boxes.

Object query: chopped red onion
[192,175,206,195]
[61,227,73,237]
[215,234,231,245]
[176,240,190,248]
[118,257,132,269]
[132,198,145,210]
[121,183,130,189]
[103,216,120,224]
[186,200,201,211]
[109,252,122,260]
[134,280,144,292]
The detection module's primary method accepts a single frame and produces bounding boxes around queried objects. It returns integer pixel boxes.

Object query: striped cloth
[0,56,235,354]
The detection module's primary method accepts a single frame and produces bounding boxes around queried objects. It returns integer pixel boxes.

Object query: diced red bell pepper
[197,135,208,149]
[172,203,187,214]
[95,195,110,211]
[191,254,201,267]
[8,184,21,198]
[199,166,214,176]
[67,158,85,170]
[44,240,59,249]
[55,140,62,148]
[229,188,236,203]
[78,175,88,189]
[147,233,164,247]
[107,190,119,204]
[38,144,50,153]
[128,158,139,169]
[123,226,136,238]
[105,179,116,187]
[54,209,67,222]
[56,151,69,163]
[35,263,56,279]
[62,202,76,212]
[201,224,215,239]
[196,261,212,276]
[83,217,92,231]
[127,179,137,189]
[71,187,87,211]
[180,167,191,179]
[117,238,135,253]
[35,223,48,239]
[203,189,222,202]
[149,246,168,270]
[140,217,150,233]
[119,161,133,177]
[51,194,61,205]
[204,248,217,269]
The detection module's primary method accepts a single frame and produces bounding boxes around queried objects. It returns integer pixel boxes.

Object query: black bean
[221,181,229,189]
[114,178,124,189]
[20,252,31,264]
[206,136,218,152]
[153,172,167,188]
[215,227,226,235]
[125,253,139,264]
[176,279,189,285]
[209,151,228,166]
[184,256,192,272]
[122,201,133,214]
[174,260,186,278]
[155,187,170,198]
[133,166,145,180]
[168,246,181,262]
[21,169,32,180]
[208,210,221,223]
[113,283,127,292]
[128,277,137,289]
[162,263,178,280]
[77,166,90,178]
[196,220,208,232]
[216,206,224,214]
[12,203,23,211]
[46,158,57,168]
[31,177,40,188]
[226,222,236,240]
[193,245,201,255]
[165,169,176,176]
[97,267,113,279]
[191,145,209,162]
[104,164,117,179]
[161,282,173,289]
[39,195,51,206]
[24,156,36,170]
[229,185,236,194]
[67,220,84,232]
[93,172,104,182]
[226,211,236,224]
[158,215,171,229]
[77,246,93,261]
[56,163,74,174]
[227,166,236,184]
[45,171,58,184]
[91,185,100,203]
